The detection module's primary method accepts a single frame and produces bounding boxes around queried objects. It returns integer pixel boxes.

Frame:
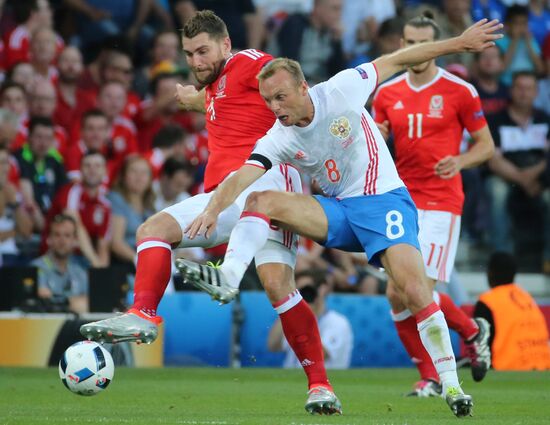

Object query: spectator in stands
[0,145,32,266]
[472,46,509,115]
[341,0,396,64]
[63,109,110,182]
[95,81,138,179]
[267,0,345,84]
[54,46,96,135]
[108,155,155,267]
[46,150,111,268]
[496,4,543,86]
[29,27,58,82]
[359,18,403,65]
[535,33,550,116]
[7,62,36,94]
[0,81,28,126]
[14,116,67,232]
[12,79,68,154]
[134,72,192,152]
[32,213,89,313]
[4,0,59,70]
[153,157,194,211]
[0,108,19,150]
[144,124,186,180]
[527,0,550,47]
[439,0,473,68]
[134,30,183,97]
[267,269,354,369]
[474,252,550,370]
[486,71,549,270]
[99,51,141,119]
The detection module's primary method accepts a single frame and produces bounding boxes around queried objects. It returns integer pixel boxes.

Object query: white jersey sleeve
[328,62,379,109]
[245,128,289,170]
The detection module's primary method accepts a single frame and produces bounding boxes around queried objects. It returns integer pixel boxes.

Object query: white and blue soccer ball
[59,341,115,396]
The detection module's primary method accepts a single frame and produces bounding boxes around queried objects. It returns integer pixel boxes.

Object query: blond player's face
[182,32,231,85]
[259,70,309,127]
[401,25,436,74]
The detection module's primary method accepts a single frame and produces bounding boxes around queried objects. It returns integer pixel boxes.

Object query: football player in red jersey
[80,10,342,415]
[372,12,495,397]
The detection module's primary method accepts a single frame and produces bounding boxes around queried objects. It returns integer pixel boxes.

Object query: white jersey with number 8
[247,62,404,198]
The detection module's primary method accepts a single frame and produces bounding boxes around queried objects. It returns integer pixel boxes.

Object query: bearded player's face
[182,32,231,86]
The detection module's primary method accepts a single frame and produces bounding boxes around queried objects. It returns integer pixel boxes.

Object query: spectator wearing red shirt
[29,27,59,83]
[54,46,96,136]
[6,62,36,94]
[134,72,193,152]
[3,0,61,71]
[46,150,111,267]
[63,109,110,182]
[12,79,68,154]
[143,124,186,180]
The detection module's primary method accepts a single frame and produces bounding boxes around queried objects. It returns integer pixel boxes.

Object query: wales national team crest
[330,117,352,139]
[428,95,444,118]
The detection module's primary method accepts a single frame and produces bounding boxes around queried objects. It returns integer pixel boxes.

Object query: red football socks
[438,292,479,341]
[275,292,332,390]
[132,238,172,317]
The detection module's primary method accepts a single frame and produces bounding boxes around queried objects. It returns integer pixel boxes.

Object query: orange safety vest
[479,283,550,370]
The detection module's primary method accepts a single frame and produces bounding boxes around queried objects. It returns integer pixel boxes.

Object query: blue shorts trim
[314,187,420,267]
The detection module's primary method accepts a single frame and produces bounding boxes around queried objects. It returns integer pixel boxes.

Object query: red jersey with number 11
[372,68,487,215]
[203,49,275,192]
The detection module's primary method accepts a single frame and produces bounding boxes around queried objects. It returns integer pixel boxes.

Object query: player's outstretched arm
[185,164,266,239]
[175,84,206,113]
[373,19,503,83]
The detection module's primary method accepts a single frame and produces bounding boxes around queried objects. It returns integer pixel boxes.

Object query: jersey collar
[405,67,443,93]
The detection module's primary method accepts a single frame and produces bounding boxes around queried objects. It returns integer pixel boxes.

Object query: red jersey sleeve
[371,88,389,124]
[458,86,487,134]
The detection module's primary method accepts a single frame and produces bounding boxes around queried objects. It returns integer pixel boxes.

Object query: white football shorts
[417,209,461,283]
[163,164,301,268]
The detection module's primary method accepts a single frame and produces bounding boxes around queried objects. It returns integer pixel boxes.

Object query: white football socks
[220,214,270,289]
[417,309,461,393]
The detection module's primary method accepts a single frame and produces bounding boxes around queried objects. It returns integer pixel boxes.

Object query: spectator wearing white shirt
[267,269,354,369]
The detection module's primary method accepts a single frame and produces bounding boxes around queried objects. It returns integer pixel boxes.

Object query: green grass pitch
[1,367,549,425]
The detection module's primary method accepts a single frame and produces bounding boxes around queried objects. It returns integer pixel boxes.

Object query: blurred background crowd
[0,0,549,314]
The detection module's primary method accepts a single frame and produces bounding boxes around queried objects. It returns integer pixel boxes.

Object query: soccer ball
[59,341,115,396]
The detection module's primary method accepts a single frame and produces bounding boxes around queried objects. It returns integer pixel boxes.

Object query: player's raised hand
[175,83,199,110]
[185,210,219,240]
[460,19,504,52]
[435,155,463,179]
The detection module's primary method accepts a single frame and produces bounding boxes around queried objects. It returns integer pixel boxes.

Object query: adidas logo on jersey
[393,100,404,110]
[301,358,315,367]
[294,150,306,160]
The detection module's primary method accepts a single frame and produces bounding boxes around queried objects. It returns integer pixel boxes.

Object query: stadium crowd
[0,0,549,312]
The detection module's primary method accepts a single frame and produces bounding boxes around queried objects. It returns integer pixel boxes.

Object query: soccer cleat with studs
[175,258,239,304]
[79,308,162,344]
[406,379,442,397]
[305,386,343,415]
[445,387,473,418]
[465,317,492,382]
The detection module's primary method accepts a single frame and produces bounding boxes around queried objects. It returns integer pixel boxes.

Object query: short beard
[194,59,225,86]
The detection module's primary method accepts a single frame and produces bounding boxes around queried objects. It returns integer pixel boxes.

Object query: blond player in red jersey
[80,10,341,415]
[372,12,495,397]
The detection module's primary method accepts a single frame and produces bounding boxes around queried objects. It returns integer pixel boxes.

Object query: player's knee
[386,283,402,307]
[244,191,276,215]
[136,213,179,243]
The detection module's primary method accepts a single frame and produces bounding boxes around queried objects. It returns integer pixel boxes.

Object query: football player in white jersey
[177,19,503,417]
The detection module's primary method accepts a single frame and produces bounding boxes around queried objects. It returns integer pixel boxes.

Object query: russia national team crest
[428,95,444,118]
[329,117,352,139]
